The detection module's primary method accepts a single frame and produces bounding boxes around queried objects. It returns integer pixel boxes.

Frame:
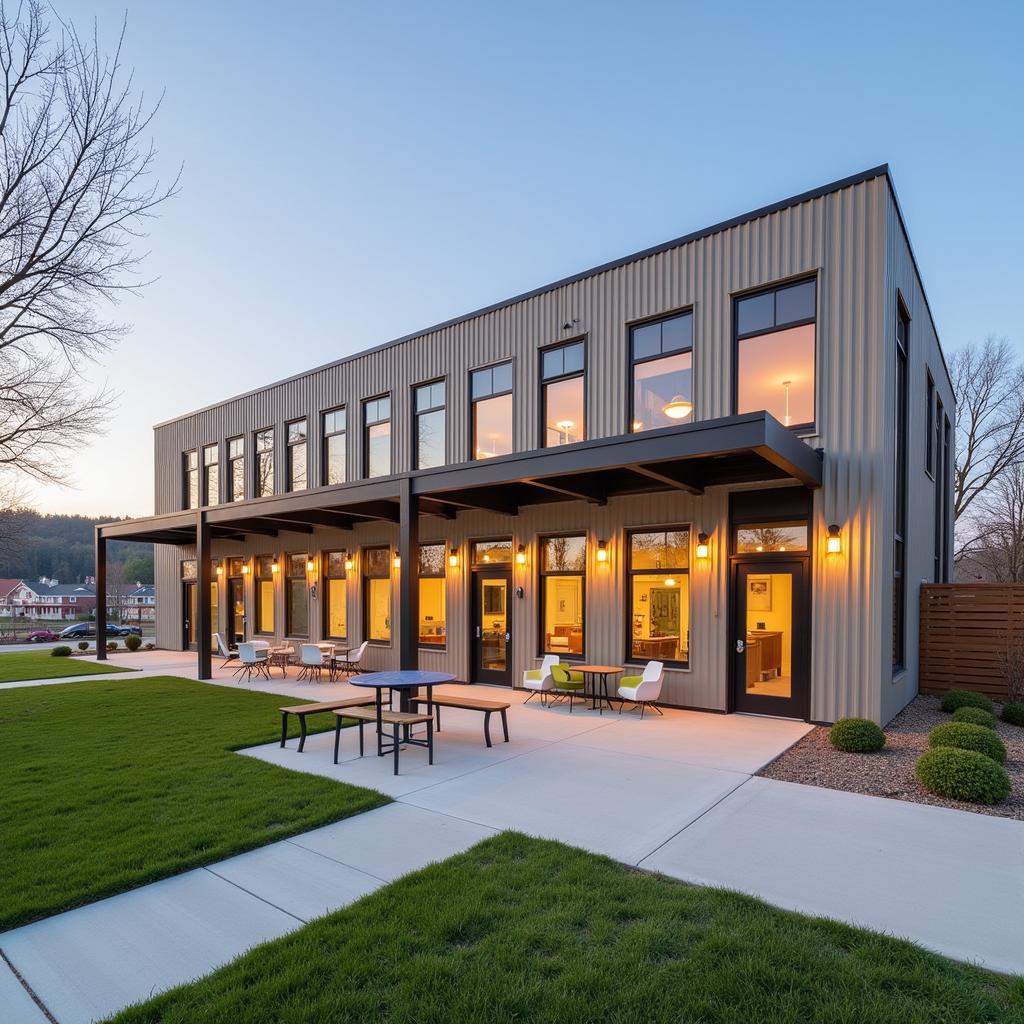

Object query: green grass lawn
[0,650,131,683]
[0,676,387,929]
[108,832,1024,1024]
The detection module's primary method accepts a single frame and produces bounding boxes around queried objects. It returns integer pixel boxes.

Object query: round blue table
[350,670,455,757]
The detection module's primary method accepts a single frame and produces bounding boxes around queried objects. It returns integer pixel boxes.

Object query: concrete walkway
[2,657,1023,1022]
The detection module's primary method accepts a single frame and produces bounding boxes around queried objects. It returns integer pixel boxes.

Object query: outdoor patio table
[573,665,622,714]
[350,670,455,756]
[267,645,294,678]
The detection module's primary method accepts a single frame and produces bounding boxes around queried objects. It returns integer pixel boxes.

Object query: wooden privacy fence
[919,584,1024,700]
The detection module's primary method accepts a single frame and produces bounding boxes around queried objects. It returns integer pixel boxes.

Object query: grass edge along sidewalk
[0,650,131,684]
[107,831,1024,1024]
[0,675,388,929]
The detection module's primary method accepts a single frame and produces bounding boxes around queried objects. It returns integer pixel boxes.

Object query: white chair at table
[298,643,326,682]
[237,642,270,683]
[521,654,559,706]
[616,660,665,718]
[215,632,238,670]
[338,639,368,676]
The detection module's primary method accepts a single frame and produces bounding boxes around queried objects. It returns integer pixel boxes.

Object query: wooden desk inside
[745,630,783,686]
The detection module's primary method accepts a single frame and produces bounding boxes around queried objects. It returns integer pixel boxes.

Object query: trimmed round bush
[951,706,996,729]
[50,645,71,657]
[106,641,117,652]
[829,717,885,753]
[124,634,142,652]
[77,640,89,651]
[916,747,1011,804]
[1001,701,1024,727]
[928,721,1007,764]
[940,689,993,714]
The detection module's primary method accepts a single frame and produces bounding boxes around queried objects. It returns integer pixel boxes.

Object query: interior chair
[215,632,237,669]
[521,654,559,705]
[237,642,270,683]
[298,643,325,682]
[551,662,586,713]
[340,639,369,676]
[617,660,665,717]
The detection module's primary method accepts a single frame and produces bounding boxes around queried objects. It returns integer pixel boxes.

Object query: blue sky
[36,0,1024,515]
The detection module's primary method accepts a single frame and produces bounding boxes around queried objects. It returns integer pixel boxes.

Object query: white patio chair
[237,642,271,683]
[215,632,237,669]
[298,643,325,682]
[617,660,665,717]
[521,654,559,706]
[339,640,369,676]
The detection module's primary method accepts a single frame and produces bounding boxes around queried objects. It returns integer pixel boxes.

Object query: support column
[95,530,107,661]
[398,477,419,672]
[196,512,212,680]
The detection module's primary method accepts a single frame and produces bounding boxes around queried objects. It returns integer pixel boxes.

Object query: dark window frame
[627,308,694,434]
[286,418,308,493]
[253,427,275,498]
[285,552,309,639]
[538,533,587,660]
[413,378,447,470]
[893,295,910,672]
[183,449,199,510]
[202,443,219,506]
[362,544,392,645]
[322,550,348,641]
[417,542,447,650]
[362,394,392,479]
[469,359,514,461]
[227,436,245,502]
[322,407,347,487]
[925,371,935,477]
[470,536,514,567]
[732,275,818,433]
[254,554,275,636]
[624,525,690,670]
[539,338,587,447]
[942,414,952,582]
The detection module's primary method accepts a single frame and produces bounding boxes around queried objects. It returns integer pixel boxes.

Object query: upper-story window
[363,396,391,478]
[202,444,219,506]
[254,428,274,497]
[414,380,446,469]
[227,437,244,502]
[735,278,816,430]
[926,372,935,474]
[630,312,693,432]
[541,341,585,446]
[471,361,513,459]
[323,408,346,486]
[286,419,307,491]
[183,450,199,509]
[893,300,909,671]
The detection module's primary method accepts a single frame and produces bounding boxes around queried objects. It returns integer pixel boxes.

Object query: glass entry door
[732,561,808,718]
[228,578,245,643]
[182,582,197,650]
[472,570,512,685]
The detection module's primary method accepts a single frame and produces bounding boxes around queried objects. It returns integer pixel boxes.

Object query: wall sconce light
[393,552,401,569]
[305,558,316,574]
[344,551,354,572]
[826,523,843,555]
[696,532,710,560]
[240,562,250,575]
[270,561,279,573]
[596,540,608,563]
[515,544,527,566]
[448,547,459,568]
[215,564,224,576]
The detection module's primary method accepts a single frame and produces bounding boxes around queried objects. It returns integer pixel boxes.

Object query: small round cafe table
[572,664,623,714]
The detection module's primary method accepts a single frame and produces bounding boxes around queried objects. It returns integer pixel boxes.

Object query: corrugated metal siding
[152,174,934,722]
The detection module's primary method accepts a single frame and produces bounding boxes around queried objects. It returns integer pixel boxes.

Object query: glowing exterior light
[696,532,710,559]
[516,544,527,566]
[596,540,608,563]
[448,548,459,568]
[827,523,842,555]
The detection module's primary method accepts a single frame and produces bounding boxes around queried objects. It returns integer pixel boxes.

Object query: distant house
[2,578,97,620]
[122,584,157,623]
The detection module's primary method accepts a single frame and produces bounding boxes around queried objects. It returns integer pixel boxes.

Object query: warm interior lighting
[596,540,608,563]
[631,419,643,432]
[664,577,677,587]
[393,553,401,569]
[696,532,710,560]
[448,548,459,568]
[515,544,527,566]
[344,552,354,571]
[271,562,279,573]
[827,523,842,554]
[661,395,693,420]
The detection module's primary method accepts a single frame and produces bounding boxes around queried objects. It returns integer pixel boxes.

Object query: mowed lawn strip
[0,676,387,929]
[108,832,1024,1024]
[0,650,131,683]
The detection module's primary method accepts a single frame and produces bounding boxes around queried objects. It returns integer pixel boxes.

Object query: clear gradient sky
[34,0,1024,517]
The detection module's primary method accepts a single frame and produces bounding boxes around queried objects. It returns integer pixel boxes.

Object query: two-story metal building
[97,165,954,724]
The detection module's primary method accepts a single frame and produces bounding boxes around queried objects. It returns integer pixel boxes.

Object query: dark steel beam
[95,530,107,661]
[431,491,519,516]
[268,509,360,530]
[398,478,418,674]
[344,500,402,524]
[524,476,608,505]
[628,463,704,495]
[196,512,212,680]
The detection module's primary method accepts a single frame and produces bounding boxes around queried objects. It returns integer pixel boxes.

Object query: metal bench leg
[428,719,434,765]
[501,708,509,743]
[280,713,288,748]
[484,711,492,748]
[298,715,308,753]
[358,719,364,757]
[393,723,400,776]
[436,705,442,732]
[333,718,342,764]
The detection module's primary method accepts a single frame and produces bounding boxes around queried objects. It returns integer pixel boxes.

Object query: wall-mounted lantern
[826,523,843,555]
[696,531,710,560]
[596,539,609,564]
[448,547,460,569]
[240,562,250,575]
[344,550,354,572]
[215,564,224,577]
[393,552,401,570]
[270,561,279,574]
[515,543,527,566]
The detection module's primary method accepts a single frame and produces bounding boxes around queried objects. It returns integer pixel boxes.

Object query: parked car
[120,625,142,637]
[59,622,95,639]
[25,629,60,642]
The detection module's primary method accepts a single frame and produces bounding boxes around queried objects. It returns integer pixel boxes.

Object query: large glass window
[254,428,274,497]
[926,372,935,474]
[287,419,307,492]
[286,553,308,638]
[735,279,816,429]
[364,396,391,478]
[418,543,446,647]
[202,444,219,506]
[363,546,391,642]
[893,302,909,670]
[324,550,347,640]
[323,408,346,486]
[183,450,199,509]
[541,341,585,446]
[630,312,693,432]
[255,555,275,634]
[472,538,512,565]
[414,380,446,469]
[734,523,808,553]
[471,361,513,459]
[934,396,944,582]
[227,437,244,502]
[540,535,586,657]
[627,528,689,667]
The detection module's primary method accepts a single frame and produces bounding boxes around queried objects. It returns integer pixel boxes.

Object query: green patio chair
[551,663,586,713]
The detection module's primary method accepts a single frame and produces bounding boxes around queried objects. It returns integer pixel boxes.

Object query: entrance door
[732,561,808,718]
[228,578,245,643]
[182,582,197,650]
[472,570,512,685]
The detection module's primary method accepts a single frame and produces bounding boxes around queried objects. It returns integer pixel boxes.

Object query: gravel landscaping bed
[760,695,1024,819]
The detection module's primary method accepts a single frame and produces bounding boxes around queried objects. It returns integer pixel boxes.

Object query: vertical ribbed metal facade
[151,170,951,723]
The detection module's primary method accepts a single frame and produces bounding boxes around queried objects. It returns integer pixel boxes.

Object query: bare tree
[951,338,1024,562]
[959,464,1024,582]
[0,476,29,557]
[0,2,176,487]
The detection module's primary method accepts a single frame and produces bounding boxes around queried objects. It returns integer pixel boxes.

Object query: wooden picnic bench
[279,697,377,752]
[411,694,510,747]
[333,706,433,775]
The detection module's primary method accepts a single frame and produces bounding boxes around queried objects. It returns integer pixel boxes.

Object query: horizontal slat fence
[919,584,1024,700]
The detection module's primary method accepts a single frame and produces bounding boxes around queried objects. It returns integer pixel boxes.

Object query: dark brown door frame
[182,581,197,651]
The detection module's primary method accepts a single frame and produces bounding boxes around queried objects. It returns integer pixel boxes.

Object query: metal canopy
[96,412,821,544]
